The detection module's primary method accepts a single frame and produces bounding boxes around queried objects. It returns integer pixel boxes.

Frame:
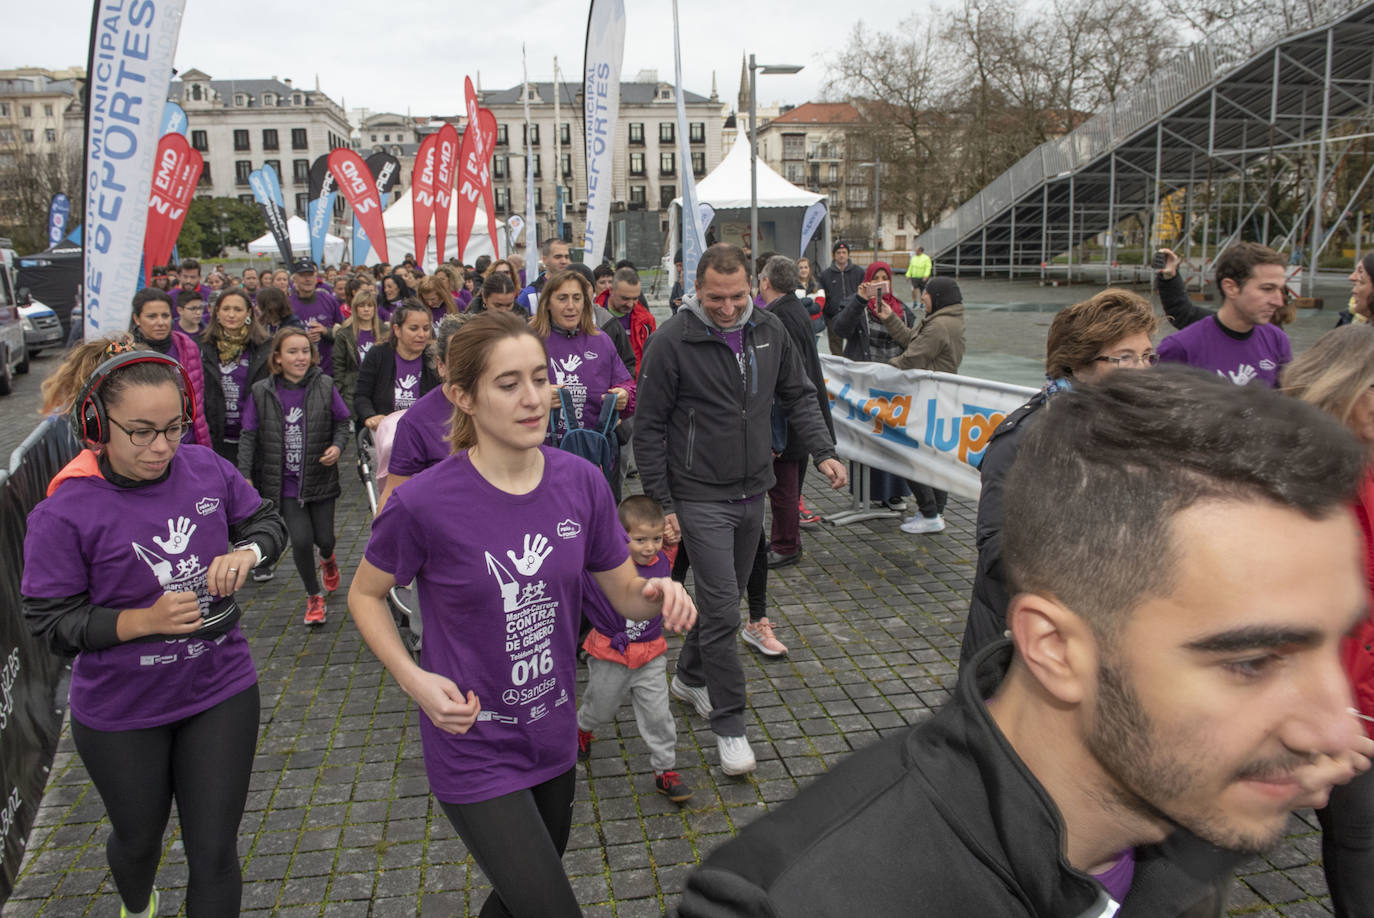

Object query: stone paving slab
[1,462,1336,916]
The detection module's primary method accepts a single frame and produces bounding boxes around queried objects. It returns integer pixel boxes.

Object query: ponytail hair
[447,311,546,452]
[40,335,139,416]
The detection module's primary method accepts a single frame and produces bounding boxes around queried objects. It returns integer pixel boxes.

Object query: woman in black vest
[238,327,351,626]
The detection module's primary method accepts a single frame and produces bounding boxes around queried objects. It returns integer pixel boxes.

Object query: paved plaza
[0,275,1361,916]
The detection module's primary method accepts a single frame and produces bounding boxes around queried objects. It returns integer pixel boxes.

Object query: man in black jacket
[757,255,834,568]
[818,241,864,356]
[636,244,847,776]
[679,368,1374,916]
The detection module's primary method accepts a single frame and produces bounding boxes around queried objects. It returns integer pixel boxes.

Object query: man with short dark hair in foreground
[678,366,1374,917]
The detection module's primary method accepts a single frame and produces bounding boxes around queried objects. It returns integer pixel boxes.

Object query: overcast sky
[3,0,926,116]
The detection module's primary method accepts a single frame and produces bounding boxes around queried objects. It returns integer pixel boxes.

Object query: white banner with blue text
[821,356,1037,501]
[82,0,187,337]
[582,0,625,264]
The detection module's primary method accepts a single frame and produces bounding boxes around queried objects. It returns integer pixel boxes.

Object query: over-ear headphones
[73,351,197,444]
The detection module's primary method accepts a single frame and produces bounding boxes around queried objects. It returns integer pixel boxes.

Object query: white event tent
[247,215,346,265]
[665,134,831,277]
[372,186,506,269]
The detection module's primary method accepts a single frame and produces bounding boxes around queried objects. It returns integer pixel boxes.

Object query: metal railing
[913,0,1365,258]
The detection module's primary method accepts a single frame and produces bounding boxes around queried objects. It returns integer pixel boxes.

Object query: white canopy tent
[665,134,831,280]
[372,186,507,270]
[247,215,346,265]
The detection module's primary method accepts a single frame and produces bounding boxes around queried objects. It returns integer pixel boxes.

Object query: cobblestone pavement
[2,279,1358,916]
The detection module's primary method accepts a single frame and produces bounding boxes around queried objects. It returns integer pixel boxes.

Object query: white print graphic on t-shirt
[624,618,650,642]
[130,517,220,664]
[196,497,220,517]
[394,374,420,410]
[556,519,582,539]
[220,361,243,418]
[583,350,599,361]
[1259,358,1277,371]
[1221,364,1258,386]
[138,632,228,668]
[283,406,304,477]
[358,340,374,360]
[484,533,567,720]
[552,357,590,424]
[554,354,582,382]
[152,516,196,554]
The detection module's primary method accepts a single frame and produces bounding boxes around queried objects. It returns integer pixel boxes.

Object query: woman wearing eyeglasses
[23,337,286,918]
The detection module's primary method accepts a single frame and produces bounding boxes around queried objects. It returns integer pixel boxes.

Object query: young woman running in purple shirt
[349,311,696,918]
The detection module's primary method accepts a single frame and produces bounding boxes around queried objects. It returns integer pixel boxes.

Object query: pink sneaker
[741,617,788,656]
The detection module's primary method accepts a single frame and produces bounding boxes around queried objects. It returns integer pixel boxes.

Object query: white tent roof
[247,215,346,264]
[674,134,824,210]
[377,186,506,268]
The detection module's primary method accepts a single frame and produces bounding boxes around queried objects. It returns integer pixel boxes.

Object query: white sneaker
[670,675,713,719]
[900,514,946,534]
[716,733,757,775]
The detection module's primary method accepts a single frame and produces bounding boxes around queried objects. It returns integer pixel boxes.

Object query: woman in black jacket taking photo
[238,327,351,627]
[353,300,440,430]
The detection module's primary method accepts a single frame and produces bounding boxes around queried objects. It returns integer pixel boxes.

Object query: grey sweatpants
[674,498,766,737]
[576,654,678,772]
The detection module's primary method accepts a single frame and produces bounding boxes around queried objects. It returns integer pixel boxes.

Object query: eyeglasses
[1093,352,1159,368]
[109,417,187,446]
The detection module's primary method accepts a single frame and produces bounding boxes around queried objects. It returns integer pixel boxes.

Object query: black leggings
[279,498,337,595]
[70,683,259,917]
[438,767,580,917]
[672,528,769,622]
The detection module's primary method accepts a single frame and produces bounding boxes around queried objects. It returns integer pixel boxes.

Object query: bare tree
[0,136,84,253]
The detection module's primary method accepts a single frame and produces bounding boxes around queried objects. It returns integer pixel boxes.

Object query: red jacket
[594,289,656,375]
[1348,469,1374,735]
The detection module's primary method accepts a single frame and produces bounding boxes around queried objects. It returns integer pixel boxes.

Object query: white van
[0,241,31,395]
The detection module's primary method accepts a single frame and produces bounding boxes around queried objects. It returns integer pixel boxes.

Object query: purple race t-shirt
[389,385,453,477]
[276,384,308,499]
[356,328,375,362]
[393,353,424,410]
[1091,849,1135,903]
[219,354,251,441]
[288,289,343,374]
[21,445,260,731]
[1157,315,1291,387]
[582,550,670,653]
[365,446,628,804]
[543,329,635,439]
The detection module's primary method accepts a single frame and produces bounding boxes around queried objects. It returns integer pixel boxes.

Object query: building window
[45,128,56,143]
[629,185,646,205]
[264,160,281,180]
[0,128,13,143]
[235,161,252,186]
[44,103,54,117]
[293,93,304,106]
[847,185,869,208]
[895,234,907,250]
[263,93,275,106]
[692,151,705,176]
[295,192,307,216]
[659,122,674,144]
[897,213,905,229]
[628,122,644,145]
[497,124,508,146]
[493,155,507,179]
[532,154,541,178]
[785,163,804,183]
[810,163,820,185]
[383,133,390,142]
[197,163,211,184]
[369,134,376,142]
[560,153,572,178]
[559,123,571,146]
[783,134,805,159]
[235,93,247,106]
[293,159,309,182]
[0,103,8,117]
[495,188,510,211]
[190,84,203,101]
[660,185,676,209]
[524,124,540,146]
[292,128,308,150]
[534,187,543,209]
[690,122,705,144]
[829,163,838,182]
[238,194,254,205]
[232,129,249,151]
[22,105,32,118]
[22,129,34,143]
[659,152,675,176]
[629,152,645,176]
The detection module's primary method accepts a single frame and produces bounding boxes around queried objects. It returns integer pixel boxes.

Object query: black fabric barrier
[0,416,80,904]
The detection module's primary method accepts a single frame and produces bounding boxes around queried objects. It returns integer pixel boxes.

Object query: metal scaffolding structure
[911,0,1374,295]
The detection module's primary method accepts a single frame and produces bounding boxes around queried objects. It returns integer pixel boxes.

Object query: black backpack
[550,389,619,475]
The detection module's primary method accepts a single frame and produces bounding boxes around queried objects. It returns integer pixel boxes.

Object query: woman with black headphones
[22,338,286,918]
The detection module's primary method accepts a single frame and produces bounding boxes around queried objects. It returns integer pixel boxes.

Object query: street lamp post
[748,54,802,289]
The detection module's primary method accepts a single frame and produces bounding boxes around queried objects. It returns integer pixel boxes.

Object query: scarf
[217,325,250,365]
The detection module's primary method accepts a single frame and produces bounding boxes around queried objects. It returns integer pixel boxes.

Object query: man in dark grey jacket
[636,244,846,776]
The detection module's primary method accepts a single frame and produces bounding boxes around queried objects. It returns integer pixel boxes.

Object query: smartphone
[1151,251,1167,270]
[873,280,889,294]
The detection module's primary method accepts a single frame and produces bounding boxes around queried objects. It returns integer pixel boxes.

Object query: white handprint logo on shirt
[284,406,304,424]
[152,517,197,555]
[1223,364,1258,386]
[553,355,582,385]
[397,373,419,390]
[507,533,553,576]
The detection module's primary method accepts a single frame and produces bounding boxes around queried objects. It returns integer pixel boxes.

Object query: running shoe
[885,496,907,511]
[670,675,713,719]
[120,888,158,918]
[655,770,693,803]
[899,514,946,535]
[251,565,275,583]
[320,554,341,593]
[716,733,757,775]
[304,594,327,626]
[577,729,595,762]
[798,499,821,526]
[741,618,788,656]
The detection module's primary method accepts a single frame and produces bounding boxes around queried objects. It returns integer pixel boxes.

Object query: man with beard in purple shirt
[287,258,344,376]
